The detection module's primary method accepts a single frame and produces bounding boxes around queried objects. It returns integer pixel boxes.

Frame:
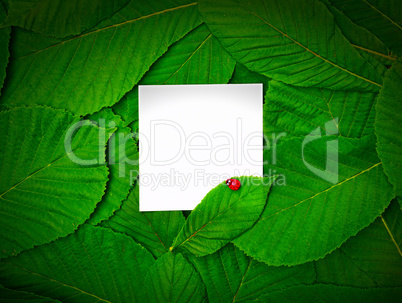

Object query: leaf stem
[381,215,402,257]
[351,44,396,61]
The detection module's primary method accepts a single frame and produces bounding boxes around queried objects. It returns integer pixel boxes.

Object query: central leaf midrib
[162,33,213,84]
[0,136,104,199]
[132,189,168,252]
[381,215,402,256]
[15,2,198,60]
[144,214,168,250]
[351,44,396,61]
[237,1,381,87]
[231,258,252,302]
[174,184,264,249]
[339,248,379,287]
[362,0,402,31]
[261,162,382,221]
[5,262,112,303]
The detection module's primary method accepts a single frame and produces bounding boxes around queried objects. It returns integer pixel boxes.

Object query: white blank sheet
[139,84,263,211]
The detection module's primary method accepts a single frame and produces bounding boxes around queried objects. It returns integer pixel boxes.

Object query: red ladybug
[226,179,241,190]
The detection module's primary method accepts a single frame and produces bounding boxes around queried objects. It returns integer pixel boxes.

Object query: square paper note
[139,84,263,211]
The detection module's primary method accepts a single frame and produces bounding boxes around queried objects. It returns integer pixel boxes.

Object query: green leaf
[0,225,155,303]
[233,135,394,266]
[329,0,402,55]
[171,176,275,257]
[198,0,383,91]
[255,284,402,302]
[316,199,402,287]
[101,183,185,258]
[0,106,109,259]
[144,252,206,303]
[1,0,130,38]
[0,284,60,302]
[229,62,271,96]
[320,0,393,72]
[264,81,377,139]
[86,108,138,225]
[375,61,402,206]
[188,244,315,302]
[0,0,202,115]
[140,23,235,85]
[0,3,10,96]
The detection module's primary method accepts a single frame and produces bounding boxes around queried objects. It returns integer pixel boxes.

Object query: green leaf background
[0,0,400,302]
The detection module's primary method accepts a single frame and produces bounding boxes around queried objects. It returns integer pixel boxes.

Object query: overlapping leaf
[334,6,393,63]
[264,81,377,139]
[375,61,402,206]
[86,108,138,225]
[230,63,271,96]
[112,86,139,131]
[0,225,155,303]
[198,0,383,91]
[233,135,394,265]
[316,199,402,287]
[1,0,130,38]
[144,252,206,303]
[0,0,400,301]
[189,244,315,302]
[140,23,235,85]
[0,0,202,115]
[101,183,185,258]
[171,176,275,257]
[320,0,393,69]
[329,0,402,55]
[0,106,109,259]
